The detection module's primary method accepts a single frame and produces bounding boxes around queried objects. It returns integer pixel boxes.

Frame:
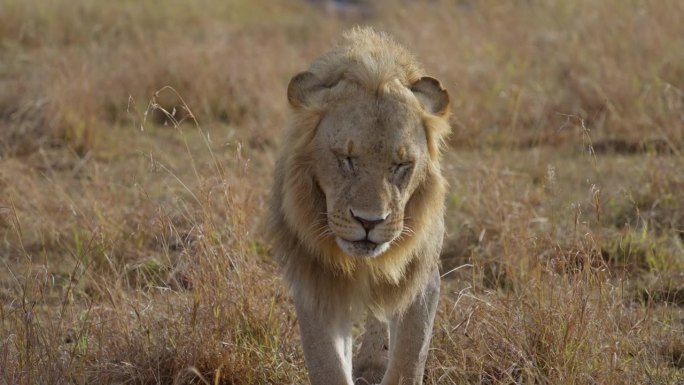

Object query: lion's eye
[339,156,355,173]
[391,162,412,182]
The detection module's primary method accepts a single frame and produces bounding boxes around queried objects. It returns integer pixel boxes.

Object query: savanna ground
[1,0,683,384]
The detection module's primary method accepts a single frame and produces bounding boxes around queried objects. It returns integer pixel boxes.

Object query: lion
[268,27,450,385]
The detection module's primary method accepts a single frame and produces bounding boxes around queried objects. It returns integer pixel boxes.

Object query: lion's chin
[335,237,390,258]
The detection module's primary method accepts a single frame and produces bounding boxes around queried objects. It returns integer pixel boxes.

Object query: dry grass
[1,0,683,384]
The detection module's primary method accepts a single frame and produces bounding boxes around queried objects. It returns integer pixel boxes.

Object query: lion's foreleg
[353,316,390,384]
[294,298,354,385]
[381,268,440,385]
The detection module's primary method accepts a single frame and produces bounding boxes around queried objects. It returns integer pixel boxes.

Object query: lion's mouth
[335,237,389,258]
[351,239,377,248]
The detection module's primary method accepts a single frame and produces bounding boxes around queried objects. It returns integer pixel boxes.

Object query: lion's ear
[410,76,450,116]
[287,71,323,108]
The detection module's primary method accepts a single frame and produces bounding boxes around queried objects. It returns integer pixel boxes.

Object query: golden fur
[268,27,450,319]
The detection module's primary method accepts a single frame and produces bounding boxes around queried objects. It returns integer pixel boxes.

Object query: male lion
[268,27,450,385]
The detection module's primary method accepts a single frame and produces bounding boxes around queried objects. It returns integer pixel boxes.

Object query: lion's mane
[268,27,450,318]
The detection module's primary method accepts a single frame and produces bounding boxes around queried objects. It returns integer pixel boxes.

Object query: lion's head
[271,27,450,280]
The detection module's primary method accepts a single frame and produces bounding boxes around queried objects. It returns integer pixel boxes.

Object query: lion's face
[282,63,449,262]
[311,90,428,258]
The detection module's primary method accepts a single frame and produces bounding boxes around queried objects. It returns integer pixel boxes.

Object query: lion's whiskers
[305,212,329,233]
[314,229,334,243]
[389,223,416,246]
[310,217,335,242]
[401,223,415,235]
[311,223,329,237]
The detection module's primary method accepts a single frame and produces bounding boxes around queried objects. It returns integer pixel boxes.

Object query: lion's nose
[350,209,388,232]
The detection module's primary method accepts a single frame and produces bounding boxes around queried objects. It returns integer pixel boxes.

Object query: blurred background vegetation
[0,0,682,384]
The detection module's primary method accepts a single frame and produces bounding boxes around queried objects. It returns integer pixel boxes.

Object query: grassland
[1,0,683,384]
